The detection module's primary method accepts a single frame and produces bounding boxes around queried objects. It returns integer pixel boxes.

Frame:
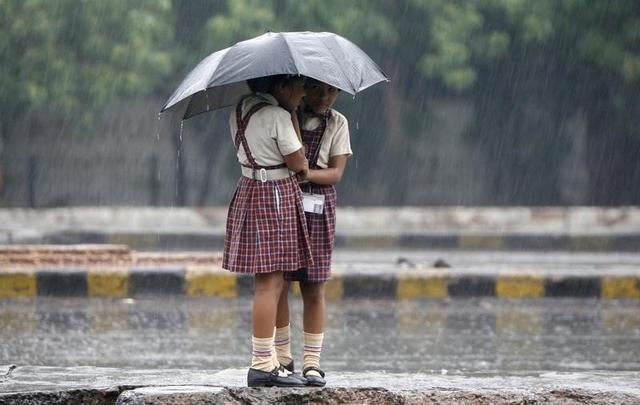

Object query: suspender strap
[234,98,287,181]
[234,100,268,163]
[309,118,328,168]
[299,109,330,169]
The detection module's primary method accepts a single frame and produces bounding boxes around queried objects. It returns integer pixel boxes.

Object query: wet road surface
[1,297,638,375]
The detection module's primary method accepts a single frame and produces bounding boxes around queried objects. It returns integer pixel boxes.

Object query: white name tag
[302,192,325,214]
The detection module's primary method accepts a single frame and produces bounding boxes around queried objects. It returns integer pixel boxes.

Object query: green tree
[399,0,639,204]
[555,0,640,204]
[0,0,173,125]
[4,0,637,206]
[0,0,174,203]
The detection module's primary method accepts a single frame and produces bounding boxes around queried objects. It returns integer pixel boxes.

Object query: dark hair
[304,77,341,92]
[247,74,304,94]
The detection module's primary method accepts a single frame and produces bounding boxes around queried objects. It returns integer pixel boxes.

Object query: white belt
[241,166,292,182]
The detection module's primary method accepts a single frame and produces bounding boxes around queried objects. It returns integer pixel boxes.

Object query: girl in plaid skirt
[222,75,313,387]
[274,78,353,387]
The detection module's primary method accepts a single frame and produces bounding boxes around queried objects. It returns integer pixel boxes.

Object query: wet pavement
[2,296,640,403]
[2,249,640,401]
[2,365,640,397]
[1,297,639,374]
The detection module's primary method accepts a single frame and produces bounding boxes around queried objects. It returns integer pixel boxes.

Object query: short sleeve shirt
[302,109,352,169]
[229,93,302,167]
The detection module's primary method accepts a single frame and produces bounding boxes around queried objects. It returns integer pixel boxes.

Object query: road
[1,296,638,374]
[2,249,639,398]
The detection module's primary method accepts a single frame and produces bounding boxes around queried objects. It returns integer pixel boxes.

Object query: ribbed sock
[251,336,275,372]
[303,332,324,377]
[270,328,280,369]
[275,325,293,367]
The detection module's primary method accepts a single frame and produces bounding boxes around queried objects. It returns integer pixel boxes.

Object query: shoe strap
[303,366,325,378]
[278,365,293,376]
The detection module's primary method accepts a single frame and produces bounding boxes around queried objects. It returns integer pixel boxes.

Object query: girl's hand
[296,168,309,182]
[284,149,308,175]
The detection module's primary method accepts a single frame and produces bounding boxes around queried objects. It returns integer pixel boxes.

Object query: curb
[1,268,639,299]
[20,231,640,251]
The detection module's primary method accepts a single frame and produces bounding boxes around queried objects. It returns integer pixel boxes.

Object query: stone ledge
[2,366,639,405]
[1,386,638,405]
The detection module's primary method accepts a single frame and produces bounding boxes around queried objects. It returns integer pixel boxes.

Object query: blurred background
[1,0,639,208]
[2,4,640,398]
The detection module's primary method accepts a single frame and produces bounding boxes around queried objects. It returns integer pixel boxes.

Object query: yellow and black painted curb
[1,268,639,299]
[37,231,640,252]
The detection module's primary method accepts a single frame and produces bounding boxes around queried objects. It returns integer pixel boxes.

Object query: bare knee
[255,272,284,298]
[279,282,290,300]
[301,282,325,306]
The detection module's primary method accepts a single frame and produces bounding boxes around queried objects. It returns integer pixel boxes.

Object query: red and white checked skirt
[223,175,313,274]
[284,183,337,283]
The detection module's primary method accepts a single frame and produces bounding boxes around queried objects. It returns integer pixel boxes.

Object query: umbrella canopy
[161,31,388,119]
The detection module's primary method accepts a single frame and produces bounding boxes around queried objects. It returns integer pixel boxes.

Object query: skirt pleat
[284,183,336,283]
[223,175,313,274]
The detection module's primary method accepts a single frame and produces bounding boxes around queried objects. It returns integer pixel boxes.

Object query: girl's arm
[284,148,309,179]
[306,154,348,185]
[290,112,303,143]
[285,113,308,179]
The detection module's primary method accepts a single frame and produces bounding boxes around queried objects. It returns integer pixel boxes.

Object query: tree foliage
[0,0,173,120]
[1,0,639,204]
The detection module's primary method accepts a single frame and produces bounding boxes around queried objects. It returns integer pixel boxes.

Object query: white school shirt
[229,93,302,167]
[302,109,352,169]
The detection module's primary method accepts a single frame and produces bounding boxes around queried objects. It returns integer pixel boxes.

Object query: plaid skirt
[223,175,313,274]
[284,183,337,283]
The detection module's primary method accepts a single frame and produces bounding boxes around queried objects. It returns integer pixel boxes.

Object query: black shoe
[247,367,306,387]
[303,366,326,387]
[279,362,307,384]
[282,360,295,373]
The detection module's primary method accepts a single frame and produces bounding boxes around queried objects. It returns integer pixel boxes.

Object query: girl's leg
[253,272,284,337]
[300,282,326,385]
[301,282,325,333]
[276,281,290,329]
[251,272,284,372]
[274,281,294,368]
[248,272,305,387]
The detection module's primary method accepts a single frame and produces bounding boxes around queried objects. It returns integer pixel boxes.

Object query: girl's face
[273,78,306,112]
[304,81,340,114]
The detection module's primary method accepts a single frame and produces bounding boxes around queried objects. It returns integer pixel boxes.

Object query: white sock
[270,327,281,369]
[275,325,293,367]
[251,336,275,372]
[303,332,324,377]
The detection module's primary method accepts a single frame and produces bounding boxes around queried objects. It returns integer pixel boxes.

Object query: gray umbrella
[161,31,388,119]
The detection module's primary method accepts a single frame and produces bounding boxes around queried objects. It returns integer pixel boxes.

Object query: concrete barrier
[2,244,639,299]
[12,230,640,251]
[2,207,640,251]
[1,267,639,299]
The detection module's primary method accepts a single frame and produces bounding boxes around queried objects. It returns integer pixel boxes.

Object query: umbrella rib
[319,35,356,94]
[161,47,231,112]
[279,32,301,75]
[205,47,233,87]
[162,31,390,115]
